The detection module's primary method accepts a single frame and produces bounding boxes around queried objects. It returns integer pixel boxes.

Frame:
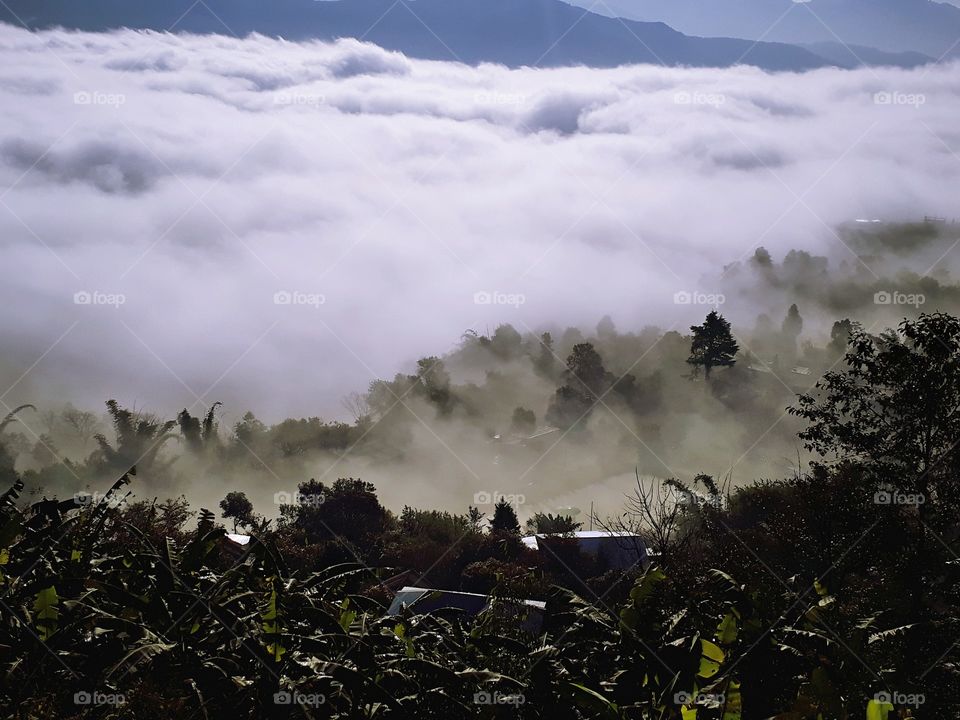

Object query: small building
[386,586,546,632]
[221,532,254,561]
[521,530,649,570]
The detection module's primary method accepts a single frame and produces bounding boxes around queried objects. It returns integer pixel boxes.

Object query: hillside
[570,0,960,59]
[2,0,835,71]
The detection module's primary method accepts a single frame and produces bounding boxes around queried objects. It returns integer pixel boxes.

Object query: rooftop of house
[386,586,546,618]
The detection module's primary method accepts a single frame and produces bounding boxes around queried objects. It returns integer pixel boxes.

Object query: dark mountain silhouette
[570,0,960,60]
[1,0,839,71]
[799,42,932,69]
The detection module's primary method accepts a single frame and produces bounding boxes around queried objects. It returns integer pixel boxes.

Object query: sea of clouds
[1,24,959,423]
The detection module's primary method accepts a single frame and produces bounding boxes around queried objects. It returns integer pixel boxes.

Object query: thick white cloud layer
[2,25,959,423]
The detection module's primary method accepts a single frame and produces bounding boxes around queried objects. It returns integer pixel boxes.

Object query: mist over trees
[9,223,960,522]
[687,310,739,378]
[0,226,960,720]
[3,11,960,714]
[2,226,960,717]
[4,304,960,716]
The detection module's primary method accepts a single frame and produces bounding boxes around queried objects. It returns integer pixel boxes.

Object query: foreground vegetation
[2,313,960,718]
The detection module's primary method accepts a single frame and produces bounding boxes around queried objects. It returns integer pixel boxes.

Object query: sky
[1,24,959,427]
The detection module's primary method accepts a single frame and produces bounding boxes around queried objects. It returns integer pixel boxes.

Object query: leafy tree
[509,406,536,435]
[751,246,773,268]
[790,313,960,606]
[30,434,59,466]
[565,343,610,393]
[490,497,520,534]
[596,315,616,340]
[545,385,591,430]
[532,331,557,379]
[0,443,16,487]
[0,404,35,435]
[490,324,522,360]
[178,402,222,454]
[366,375,416,418]
[341,391,372,427]
[781,303,804,355]
[381,507,482,587]
[94,399,176,475]
[791,314,960,488]
[269,418,356,457]
[0,405,34,485]
[687,311,739,379]
[525,512,582,534]
[219,490,254,531]
[396,506,474,540]
[545,343,612,429]
[279,477,391,549]
[233,410,266,447]
[828,318,854,355]
[467,505,485,530]
[414,357,453,413]
[61,404,99,448]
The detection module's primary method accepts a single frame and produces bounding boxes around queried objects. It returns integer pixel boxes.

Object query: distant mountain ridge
[568,0,960,60]
[0,0,930,71]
